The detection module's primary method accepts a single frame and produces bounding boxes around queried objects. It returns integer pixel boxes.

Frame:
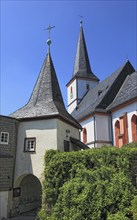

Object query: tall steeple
[73,21,99,81]
[10,28,81,129]
[67,21,99,114]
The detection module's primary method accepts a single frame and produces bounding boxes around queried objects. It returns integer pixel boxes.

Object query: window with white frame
[0,132,9,144]
[24,138,36,152]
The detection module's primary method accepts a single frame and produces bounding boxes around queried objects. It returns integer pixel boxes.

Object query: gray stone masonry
[0,116,18,191]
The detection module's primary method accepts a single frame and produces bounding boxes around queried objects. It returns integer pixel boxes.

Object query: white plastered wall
[81,117,95,148]
[67,78,98,114]
[14,119,57,183]
[57,119,80,151]
[0,191,8,218]
[112,102,137,145]
[80,114,112,148]
[67,79,77,113]
[68,102,77,114]
[95,115,112,143]
[77,79,98,101]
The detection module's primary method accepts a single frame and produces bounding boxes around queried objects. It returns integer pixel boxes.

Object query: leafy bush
[107,212,129,220]
[132,195,137,220]
[38,143,137,219]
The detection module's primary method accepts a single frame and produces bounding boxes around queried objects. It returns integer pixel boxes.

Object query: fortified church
[0,22,137,218]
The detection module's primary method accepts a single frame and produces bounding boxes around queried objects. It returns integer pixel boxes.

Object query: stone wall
[0,116,18,191]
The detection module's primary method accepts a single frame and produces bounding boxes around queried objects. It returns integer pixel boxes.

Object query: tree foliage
[38,143,137,220]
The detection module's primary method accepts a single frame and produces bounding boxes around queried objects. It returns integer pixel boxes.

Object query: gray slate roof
[72,25,99,81]
[10,52,81,129]
[108,71,137,110]
[72,61,135,121]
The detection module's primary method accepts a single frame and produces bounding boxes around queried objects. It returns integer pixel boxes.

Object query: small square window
[0,132,9,145]
[24,138,36,152]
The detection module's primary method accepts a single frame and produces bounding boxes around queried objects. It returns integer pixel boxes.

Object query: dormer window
[0,132,9,145]
[98,90,102,96]
[86,84,90,91]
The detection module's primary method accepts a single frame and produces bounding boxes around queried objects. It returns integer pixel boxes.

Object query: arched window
[70,86,73,99]
[115,120,120,147]
[83,128,87,144]
[131,114,137,142]
[70,86,73,93]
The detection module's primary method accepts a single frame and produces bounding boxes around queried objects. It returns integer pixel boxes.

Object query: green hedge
[38,143,137,220]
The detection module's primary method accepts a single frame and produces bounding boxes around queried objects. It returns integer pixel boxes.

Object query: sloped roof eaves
[66,74,99,87]
[15,112,81,129]
[10,102,81,129]
[10,99,59,118]
[59,115,82,129]
[70,137,89,149]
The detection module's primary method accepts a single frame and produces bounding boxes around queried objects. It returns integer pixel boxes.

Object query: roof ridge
[74,63,123,109]
[34,58,47,106]
[96,61,135,109]
[71,61,135,120]
[107,71,137,110]
[112,74,130,101]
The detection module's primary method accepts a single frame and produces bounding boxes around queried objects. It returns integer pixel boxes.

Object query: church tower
[7,27,83,216]
[67,21,99,113]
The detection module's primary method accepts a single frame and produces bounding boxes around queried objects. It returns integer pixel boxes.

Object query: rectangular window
[64,140,70,152]
[24,138,36,152]
[0,132,9,144]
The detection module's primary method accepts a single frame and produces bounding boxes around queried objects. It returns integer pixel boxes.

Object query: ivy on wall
[38,143,137,220]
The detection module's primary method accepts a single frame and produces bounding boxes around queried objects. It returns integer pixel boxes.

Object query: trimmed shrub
[38,143,137,220]
[132,195,137,220]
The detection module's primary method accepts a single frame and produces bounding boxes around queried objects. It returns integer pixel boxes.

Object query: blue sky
[1,0,137,116]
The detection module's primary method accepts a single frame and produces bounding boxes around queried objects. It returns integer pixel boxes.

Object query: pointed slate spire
[28,52,64,107]
[10,44,81,128]
[73,22,99,81]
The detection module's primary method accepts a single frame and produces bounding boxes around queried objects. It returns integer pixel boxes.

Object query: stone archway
[12,174,42,216]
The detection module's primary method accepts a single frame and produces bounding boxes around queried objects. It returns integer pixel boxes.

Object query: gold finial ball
[47,38,52,46]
